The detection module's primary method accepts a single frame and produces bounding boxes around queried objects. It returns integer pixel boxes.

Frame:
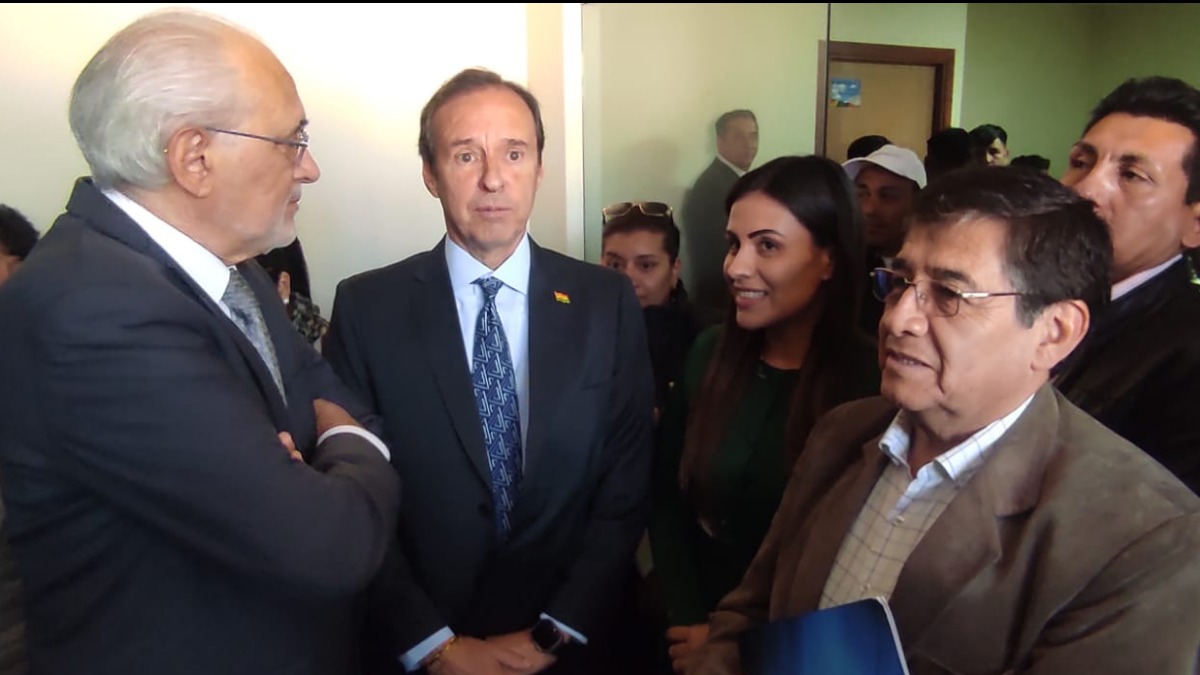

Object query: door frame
[815,41,956,156]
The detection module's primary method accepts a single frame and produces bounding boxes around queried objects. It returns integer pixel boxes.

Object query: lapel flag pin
[554,291,571,304]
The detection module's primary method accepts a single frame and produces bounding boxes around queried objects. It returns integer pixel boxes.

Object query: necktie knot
[223,268,257,317]
[475,276,504,301]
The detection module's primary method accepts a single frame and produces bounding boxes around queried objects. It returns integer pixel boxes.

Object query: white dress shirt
[99,188,388,460]
[716,152,748,177]
[1111,253,1181,301]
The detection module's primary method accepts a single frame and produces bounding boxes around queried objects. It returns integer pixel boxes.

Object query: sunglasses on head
[601,201,673,225]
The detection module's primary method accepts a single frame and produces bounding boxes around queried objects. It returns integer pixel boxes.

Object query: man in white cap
[842,144,927,337]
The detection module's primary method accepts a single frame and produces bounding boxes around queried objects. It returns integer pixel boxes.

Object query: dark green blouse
[649,325,879,625]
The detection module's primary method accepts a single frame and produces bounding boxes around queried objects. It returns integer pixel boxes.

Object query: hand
[277,431,303,462]
[486,630,558,675]
[313,398,360,436]
[426,636,530,675]
[666,623,710,674]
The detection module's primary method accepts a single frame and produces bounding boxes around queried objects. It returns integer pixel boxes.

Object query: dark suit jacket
[681,158,739,319]
[691,386,1200,675]
[0,179,401,675]
[323,238,655,672]
[1055,257,1200,493]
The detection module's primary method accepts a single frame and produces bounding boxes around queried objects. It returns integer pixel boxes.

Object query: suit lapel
[68,179,290,429]
[786,442,890,610]
[890,386,1058,652]
[414,243,493,488]
[523,242,575,482]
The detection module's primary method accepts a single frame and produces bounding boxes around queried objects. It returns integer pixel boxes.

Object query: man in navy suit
[323,68,655,675]
[0,9,400,675]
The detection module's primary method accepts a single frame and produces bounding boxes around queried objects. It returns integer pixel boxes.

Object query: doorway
[817,41,955,162]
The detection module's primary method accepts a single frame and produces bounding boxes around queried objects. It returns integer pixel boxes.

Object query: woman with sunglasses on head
[601,201,711,420]
[650,155,880,673]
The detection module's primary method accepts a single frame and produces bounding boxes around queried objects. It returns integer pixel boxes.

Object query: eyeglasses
[602,201,673,225]
[205,126,310,165]
[870,267,1026,317]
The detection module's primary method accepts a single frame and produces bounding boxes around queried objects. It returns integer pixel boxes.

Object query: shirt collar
[1111,254,1180,301]
[877,394,1036,486]
[716,153,748,177]
[445,233,530,296]
[100,187,232,304]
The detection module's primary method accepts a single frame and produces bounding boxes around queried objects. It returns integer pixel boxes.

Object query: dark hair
[926,127,973,179]
[1010,154,1051,173]
[969,123,1008,148]
[418,67,545,168]
[255,238,313,299]
[679,156,865,513]
[601,208,681,261]
[715,109,757,137]
[0,204,39,259]
[911,166,1111,327]
[1085,76,1200,203]
[846,134,891,160]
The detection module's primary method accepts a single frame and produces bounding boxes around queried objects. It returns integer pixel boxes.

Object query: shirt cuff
[399,627,455,672]
[318,425,390,461]
[541,613,587,645]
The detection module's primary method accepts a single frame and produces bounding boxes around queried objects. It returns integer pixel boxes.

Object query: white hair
[68,9,251,189]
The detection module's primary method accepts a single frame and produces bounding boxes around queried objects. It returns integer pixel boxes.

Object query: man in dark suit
[689,168,1200,675]
[0,10,400,675]
[322,68,655,675]
[1057,76,1200,493]
[681,110,759,320]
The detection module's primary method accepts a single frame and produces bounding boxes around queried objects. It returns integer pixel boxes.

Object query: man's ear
[165,127,214,198]
[422,162,440,199]
[1181,200,1200,249]
[1033,298,1090,372]
[276,270,291,303]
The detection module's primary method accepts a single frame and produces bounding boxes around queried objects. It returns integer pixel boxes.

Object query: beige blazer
[691,385,1200,675]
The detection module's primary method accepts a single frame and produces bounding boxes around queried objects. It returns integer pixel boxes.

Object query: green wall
[1090,4,1200,96]
[960,4,1095,178]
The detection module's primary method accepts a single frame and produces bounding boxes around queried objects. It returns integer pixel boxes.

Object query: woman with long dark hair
[650,155,880,671]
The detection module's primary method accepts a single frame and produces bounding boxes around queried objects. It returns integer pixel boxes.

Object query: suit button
[477,504,492,518]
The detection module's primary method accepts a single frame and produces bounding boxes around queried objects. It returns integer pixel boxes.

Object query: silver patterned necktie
[222,268,286,401]
[471,276,523,539]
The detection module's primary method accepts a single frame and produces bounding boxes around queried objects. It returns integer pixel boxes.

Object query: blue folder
[739,597,909,675]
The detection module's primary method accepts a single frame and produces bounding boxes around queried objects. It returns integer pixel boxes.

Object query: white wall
[0,3,581,312]
[581,3,830,266]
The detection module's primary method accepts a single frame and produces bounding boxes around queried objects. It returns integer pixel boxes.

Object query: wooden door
[817,41,954,162]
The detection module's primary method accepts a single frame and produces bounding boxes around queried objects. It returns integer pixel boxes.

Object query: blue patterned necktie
[223,268,286,402]
[470,276,523,539]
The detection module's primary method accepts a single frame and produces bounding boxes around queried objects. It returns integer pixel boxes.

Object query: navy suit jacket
[0,179,401,675]
[323,237,655,672]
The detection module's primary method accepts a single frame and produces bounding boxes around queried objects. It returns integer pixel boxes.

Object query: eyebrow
[1072,141,1153,169]
[891,258,977,287]
[927,265,976,287]
[747,229,782,238]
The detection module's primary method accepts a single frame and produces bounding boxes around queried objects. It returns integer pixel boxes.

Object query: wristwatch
[530,618,567,655]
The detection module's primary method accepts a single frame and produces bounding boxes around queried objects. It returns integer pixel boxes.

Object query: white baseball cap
[842,144,927,189]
